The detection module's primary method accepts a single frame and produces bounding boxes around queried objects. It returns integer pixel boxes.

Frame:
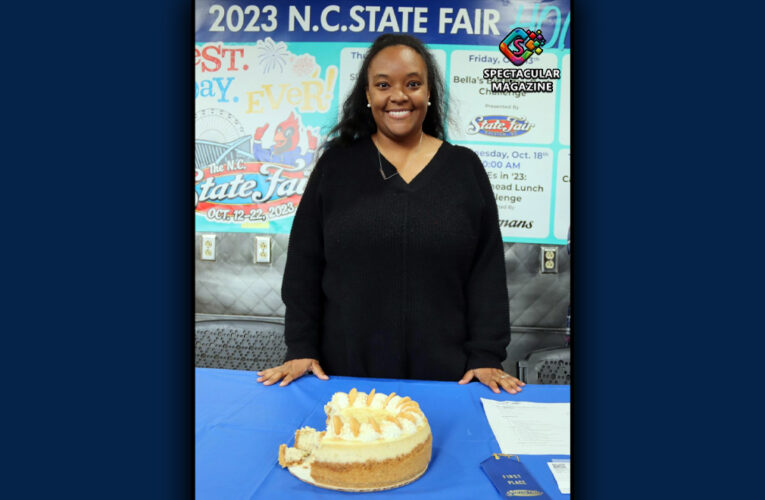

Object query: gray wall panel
[196,232,569,326]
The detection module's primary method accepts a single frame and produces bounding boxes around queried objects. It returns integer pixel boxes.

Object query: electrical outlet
[541,246,557,273]
[255,236,271,263]
[201,234,216,261]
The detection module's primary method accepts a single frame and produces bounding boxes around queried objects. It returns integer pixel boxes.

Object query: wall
[195,232,569,376]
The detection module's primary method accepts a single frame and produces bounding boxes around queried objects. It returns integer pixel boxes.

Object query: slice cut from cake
[278,444,308,467]
[277,388,432,490]
[294,426,324,453]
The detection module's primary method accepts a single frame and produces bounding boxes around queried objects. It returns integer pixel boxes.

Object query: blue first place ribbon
[480,454,552,499]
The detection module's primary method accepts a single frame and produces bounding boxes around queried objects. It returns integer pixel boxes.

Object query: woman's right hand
[256,358,329,387]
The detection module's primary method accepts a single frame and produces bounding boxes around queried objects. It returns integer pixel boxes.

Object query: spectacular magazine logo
[478,27,560,94]
[499,28,546,66]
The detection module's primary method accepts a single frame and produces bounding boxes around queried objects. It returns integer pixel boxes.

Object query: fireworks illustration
[291,54,317,78]
[255,38,290,74]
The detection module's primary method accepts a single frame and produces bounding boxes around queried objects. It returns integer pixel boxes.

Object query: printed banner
[195,0,571,243]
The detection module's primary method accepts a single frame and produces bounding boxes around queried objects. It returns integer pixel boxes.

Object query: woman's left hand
[458,368,525,394]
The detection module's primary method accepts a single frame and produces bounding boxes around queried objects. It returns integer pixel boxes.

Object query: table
[196,368,570,499]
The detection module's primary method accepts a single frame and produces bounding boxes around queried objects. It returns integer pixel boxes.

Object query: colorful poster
[194,40,338,233]
[195,0,571,244]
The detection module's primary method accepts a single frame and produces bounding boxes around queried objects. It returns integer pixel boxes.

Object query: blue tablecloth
[196,368,570,499]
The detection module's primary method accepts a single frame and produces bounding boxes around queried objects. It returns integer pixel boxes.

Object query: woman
[257,34,524,395]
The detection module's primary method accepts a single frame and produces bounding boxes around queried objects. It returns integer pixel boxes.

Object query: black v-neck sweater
[281,137,510,381]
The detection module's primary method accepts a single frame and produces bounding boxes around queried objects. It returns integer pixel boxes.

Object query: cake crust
[310,434,432,489]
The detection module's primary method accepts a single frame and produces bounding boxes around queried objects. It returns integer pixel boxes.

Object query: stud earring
[427,101,431,106]
[367,103,371,108]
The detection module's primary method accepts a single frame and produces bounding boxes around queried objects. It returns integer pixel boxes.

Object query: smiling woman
[366,45,429,141]
[256,34,525,396]
[327,34,446,148]
[366,44,436,182]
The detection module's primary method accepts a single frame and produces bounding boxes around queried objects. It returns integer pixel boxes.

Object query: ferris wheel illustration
[195,108,254,170]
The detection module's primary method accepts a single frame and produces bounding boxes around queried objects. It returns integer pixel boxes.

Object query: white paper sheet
[547,460,571,494]
[480,399,570,455]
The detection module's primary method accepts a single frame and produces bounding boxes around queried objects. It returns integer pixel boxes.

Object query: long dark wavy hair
[323,34,446,151]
